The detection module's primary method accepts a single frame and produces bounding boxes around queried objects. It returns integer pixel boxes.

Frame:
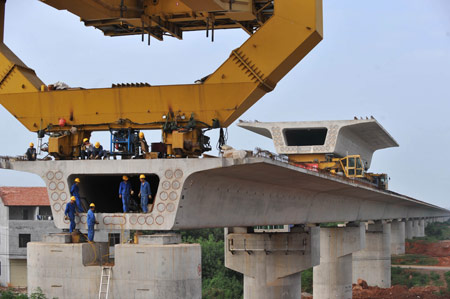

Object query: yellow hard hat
[29,142,34,147]
[70,196,76,202]
[139,174,145,179]
[83,138,89,143]
[75,178,80,183]
[123,175,128,181]
[95,142,100,148]
[139,132,144,139]
[90,203,95,208]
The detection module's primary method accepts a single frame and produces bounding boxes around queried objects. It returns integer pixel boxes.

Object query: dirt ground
[406,240,450,266]
[352,285,448,299]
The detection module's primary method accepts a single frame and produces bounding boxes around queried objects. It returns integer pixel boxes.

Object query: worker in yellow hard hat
[87,203,99,242]
[138,174,152,213]
[70,178,84,212]
[64,196,78,233]
[80,137,93,160]
[25,142,37,161]
[134,131,149,157]
[92,141,106,160]
[118,175,134,213]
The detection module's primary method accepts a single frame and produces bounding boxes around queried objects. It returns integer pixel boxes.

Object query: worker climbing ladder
[98,266,112,299]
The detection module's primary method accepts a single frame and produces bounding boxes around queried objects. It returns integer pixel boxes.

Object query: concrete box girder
[1,157,448,231]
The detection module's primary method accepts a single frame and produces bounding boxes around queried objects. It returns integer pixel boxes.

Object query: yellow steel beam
[0,0,322,133]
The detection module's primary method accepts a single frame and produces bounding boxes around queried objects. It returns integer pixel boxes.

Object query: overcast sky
[1,0,449,208]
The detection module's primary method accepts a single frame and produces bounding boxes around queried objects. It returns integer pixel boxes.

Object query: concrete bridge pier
[413,219,421,237]
[225,227,320,299]
[390,219,405,255]
[405,219,414,239]
[418,219,426,237]
[353,221,391,288]
[28,233,202,299]
[313,223,365,299]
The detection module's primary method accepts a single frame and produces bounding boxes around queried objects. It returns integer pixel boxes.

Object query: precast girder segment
[1,157,448,231]
[0,0,322,132]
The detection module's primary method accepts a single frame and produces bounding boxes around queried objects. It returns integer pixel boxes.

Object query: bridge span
[1,156,449,299]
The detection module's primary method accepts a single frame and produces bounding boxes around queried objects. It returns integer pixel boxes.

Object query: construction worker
[92,142,105,159]
[138,174,152,213]
[87,203,99,242]
[70,178,84,212]
[80,138,93,160]
[25,142,37,161]
[64,196,78,233]
[134,132,149,157]
[118,175,133,212]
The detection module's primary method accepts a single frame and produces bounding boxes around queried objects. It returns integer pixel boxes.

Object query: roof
[0,187,50,206]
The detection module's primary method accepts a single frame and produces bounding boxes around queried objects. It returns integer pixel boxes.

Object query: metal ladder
[98,266,112,299]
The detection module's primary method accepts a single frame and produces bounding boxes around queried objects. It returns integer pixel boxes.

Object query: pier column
[225,227,320,299]
[405,219,414,239]
[390,220,405,255]
[353,221,391,288]
[313,223,365,299]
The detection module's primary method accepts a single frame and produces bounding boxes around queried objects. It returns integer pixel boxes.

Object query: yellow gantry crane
[0,0,323,159]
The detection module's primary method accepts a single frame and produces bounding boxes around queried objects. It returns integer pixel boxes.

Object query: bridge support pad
[28,234,201,299]
[225,227,320,299]
[390,220,405,255]
[313,223,365,299]
[353,221,391,288]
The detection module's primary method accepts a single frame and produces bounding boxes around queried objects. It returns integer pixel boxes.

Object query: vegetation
[391,254,439,266]
[301,268,313,293]
[0,288,51,299]
[180,228,243,299]
[412,220,450,243]
[391,267,431,288]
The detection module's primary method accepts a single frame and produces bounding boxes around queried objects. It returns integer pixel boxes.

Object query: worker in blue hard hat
[87,203,99,242]
[70,178,84,213]
[25,142,37,161]
[64,196,78,233]
[119,175,134,212]
[138,174,152,213]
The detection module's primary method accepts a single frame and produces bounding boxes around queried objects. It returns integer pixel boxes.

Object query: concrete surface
[405,220,414,239]
[225,228,319,299]
[1,158,449,231]
[313,224,365,299]
[238,119,398,168]
[28,240,201,299]
[390,220,406,255]
[353,222,391,288]
[137,233,181,245]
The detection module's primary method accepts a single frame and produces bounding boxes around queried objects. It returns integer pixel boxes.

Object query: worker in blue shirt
[64,196,78,233]
[87,203,99,242]
[118,175,133,212]
[138,174,152,213]
[70,178,84,212]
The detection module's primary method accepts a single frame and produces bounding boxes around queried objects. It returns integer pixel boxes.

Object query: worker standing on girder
[87,203,99,242]
[25,142,36,161]
[64,197,78,233]
[119,175,133,213]
[80,138,93,160]
[134,132,148,157]
[92,142,105,159]
[70,178,84,212]
[138,174,152,213]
